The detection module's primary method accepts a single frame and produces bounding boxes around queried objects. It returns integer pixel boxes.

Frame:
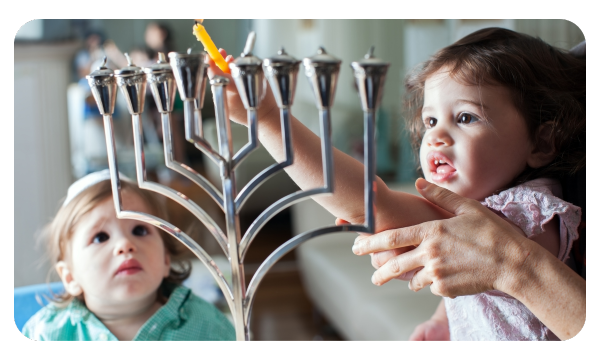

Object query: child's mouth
[427,152,457,182]
[115,259,143,276]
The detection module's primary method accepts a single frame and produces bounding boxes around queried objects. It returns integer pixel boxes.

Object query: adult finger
[396,267,423,281]
[370,248,405,268]
[408,266,432,292]
[352,226,424,255]
[415,178,483,217]
[370,247,414,268]
[371,251,422,286]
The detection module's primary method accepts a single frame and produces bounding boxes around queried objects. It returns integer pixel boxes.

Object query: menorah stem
[212,76,249,340]
[193,105,204,138]
[223,174,247,341]
[102,114,124,214]
[184,99,196,144]
[131,114,147,184]
[319,108,334,191]
[281,107,294,161]
[364,109,376,232]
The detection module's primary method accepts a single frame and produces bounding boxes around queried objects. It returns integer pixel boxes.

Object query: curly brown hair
[404,27,585,184]
[42,179,191,306]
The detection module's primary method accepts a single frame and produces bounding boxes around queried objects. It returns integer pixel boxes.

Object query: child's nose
[113,236,137,255]
[426,127,454,147]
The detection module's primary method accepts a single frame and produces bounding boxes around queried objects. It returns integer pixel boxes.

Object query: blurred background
[14,19,584,340]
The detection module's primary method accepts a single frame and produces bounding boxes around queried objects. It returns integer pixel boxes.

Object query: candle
[193,20,230,74]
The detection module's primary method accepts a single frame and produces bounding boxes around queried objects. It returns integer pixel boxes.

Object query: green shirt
[22,285,235,341]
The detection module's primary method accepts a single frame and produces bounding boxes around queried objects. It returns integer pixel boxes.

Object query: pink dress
[444,178,582,341]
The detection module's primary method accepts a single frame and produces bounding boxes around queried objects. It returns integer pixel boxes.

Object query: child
[22,170,235,341]
[208,27,584,341]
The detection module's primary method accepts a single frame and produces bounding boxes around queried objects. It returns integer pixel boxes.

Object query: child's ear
[527,122,557,168]
[163,253,171,278]
[56,261,83,296]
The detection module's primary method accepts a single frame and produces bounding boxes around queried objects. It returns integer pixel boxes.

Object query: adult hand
[206,49,279,126]
[351,178,529,298]
[334,218,417,281]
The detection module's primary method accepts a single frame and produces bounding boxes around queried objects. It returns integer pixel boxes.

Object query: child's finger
[335,218,350,226]
[207,53,229,78]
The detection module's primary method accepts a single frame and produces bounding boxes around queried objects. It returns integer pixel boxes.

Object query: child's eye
[458,113,479,124]
[424,117,437,129]
[132,225,149,237]
[92,232,110,244]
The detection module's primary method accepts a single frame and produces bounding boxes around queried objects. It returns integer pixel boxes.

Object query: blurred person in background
[103,22,187,177]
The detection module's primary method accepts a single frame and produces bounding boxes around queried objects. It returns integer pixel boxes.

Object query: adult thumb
[414,178,480,216]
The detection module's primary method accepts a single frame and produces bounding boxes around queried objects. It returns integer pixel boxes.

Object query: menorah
[86,32,389,341]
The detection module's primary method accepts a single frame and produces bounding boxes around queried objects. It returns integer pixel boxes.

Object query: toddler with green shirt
[23,170,235,341]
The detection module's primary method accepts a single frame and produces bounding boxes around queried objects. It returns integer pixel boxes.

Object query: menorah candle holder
[86,32,390,341]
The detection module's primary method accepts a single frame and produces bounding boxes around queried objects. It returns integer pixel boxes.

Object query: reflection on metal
[87,32,389,341]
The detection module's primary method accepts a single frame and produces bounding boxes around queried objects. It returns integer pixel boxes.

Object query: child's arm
[209,50,451,232]
[259,110,452,230]
[408,299,450,341]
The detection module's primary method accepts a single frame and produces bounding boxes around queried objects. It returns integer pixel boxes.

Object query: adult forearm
[503,239,585,340]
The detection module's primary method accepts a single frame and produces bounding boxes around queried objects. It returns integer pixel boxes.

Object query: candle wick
[366,46,375,59]
[242,31,256,57]
[124,53,133,66]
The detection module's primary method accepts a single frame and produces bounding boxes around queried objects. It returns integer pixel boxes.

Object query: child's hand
[207,49,279,127]
[408,318,450,341]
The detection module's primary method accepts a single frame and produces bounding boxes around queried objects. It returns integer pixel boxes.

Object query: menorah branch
[239,187,328,261]
[132,114,230,255]
[120,210,235,314]
[244,224,369,324]
[235,107,293,212]
[161,112,224,210]
[232,109,259,169]
[183,100,224,165]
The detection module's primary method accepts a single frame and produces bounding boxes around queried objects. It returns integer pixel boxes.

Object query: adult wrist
[496,235,542,300]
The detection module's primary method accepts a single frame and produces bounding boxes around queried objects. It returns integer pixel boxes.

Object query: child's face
[63,192,170,312]
[419,68,534,201]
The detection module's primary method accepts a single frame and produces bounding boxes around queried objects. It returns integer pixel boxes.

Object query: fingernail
[352,244,361,255]
[416,178,429,190]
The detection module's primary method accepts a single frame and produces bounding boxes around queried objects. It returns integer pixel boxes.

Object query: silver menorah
[86,32,389,341]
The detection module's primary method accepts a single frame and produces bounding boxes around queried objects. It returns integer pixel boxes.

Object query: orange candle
[193,20,230,74]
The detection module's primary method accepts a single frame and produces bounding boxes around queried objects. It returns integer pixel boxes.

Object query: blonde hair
[42,179,190,305]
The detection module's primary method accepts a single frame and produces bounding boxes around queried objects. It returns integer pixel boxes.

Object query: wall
[14,42,79,287]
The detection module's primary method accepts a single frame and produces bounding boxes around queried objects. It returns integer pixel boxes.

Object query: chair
[14,282,64,333]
